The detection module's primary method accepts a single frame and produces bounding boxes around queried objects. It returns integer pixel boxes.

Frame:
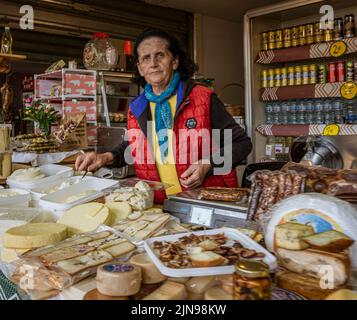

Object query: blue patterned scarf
[144,71,181,161]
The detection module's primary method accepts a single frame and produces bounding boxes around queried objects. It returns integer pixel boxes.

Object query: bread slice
[190,251,226,267]
[302,230,354,253]
[277,248,350,286]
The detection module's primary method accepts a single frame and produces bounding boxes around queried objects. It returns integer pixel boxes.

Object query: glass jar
[234,260,272,300]
[83,32,118,70]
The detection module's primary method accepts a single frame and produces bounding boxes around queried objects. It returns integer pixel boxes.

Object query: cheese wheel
[4,223,68,249]
[167,277,191,284]
[142,281,187,300]
[1,247,30,262]
[129,253,167,284]
[204,286,233,300]
[96,263,142,297]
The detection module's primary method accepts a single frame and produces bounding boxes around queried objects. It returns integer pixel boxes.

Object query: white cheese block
[57,203,110,235]
[4,223,68,249]
[186,276,219,294]
[129,253,167,284]
[1,247,30,262]
[275,222,315,250]
[105,201,132,225]
[142,281,187,300]
[96,263,142,297]
[204,285,233,300]
[265,193,357,267]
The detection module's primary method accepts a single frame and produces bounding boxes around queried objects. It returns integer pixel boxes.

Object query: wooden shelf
[256,124,357,137]
[255,37,357,64]
[260,82,348,101]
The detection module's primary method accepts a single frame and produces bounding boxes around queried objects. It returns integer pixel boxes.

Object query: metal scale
[163,189,257,229]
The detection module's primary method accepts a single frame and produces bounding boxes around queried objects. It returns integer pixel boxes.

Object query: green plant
[23,100,60,137]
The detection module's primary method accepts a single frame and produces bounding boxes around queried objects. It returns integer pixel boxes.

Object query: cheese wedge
[105,201,132,225]
[275,222,315,250]
[4,223,68,249]
[143,281,187,300]
[57,203,110,235]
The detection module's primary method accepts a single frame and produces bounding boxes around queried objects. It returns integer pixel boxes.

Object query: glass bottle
[305,99,315,124]
[265,136,276,160]
[265,103,274,124]
[333,98,344,124]
[281,101,289,124]
[1,26,13,54]
[288,100,297,124]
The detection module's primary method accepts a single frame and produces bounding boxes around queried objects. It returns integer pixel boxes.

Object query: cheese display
[275,222,315,250]
[129,253,167,284]
[265,193,357,267]
[106,201,132,224]
[4,223,68,249]
[204,285,233,300]
[96,263,142,296]
[9,167,46,182]
[142,280,187,300]
[57,203,110,235]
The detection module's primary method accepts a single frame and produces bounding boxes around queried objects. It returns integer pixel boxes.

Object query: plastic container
[143,228,277,277]
[0,188,31,207]
[7,164,73,190]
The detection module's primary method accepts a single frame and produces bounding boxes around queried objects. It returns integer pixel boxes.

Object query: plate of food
[143,228,277,277]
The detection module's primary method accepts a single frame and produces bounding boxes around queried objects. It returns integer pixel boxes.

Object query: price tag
[190,206,213,227]
[341,81,357,100]
[330,41,347,57]
[323,124,340,136]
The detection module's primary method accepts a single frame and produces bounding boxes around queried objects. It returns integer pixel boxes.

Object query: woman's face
[137,36,179,91]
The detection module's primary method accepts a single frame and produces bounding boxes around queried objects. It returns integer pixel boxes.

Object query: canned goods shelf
[256,124,357,137]
[260,82,350,101]
[256,36,357,64]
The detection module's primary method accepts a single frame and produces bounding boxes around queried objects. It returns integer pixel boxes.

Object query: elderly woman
[76,28,252,203]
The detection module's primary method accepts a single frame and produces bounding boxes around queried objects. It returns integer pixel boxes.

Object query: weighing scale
[163,189,257,229]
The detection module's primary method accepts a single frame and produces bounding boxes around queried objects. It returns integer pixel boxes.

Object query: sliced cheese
[1,247,30,262]
[105,201,132,225]
[57,203,110,235]
[103,241,136,257]
[96,263,142,296]
[129,253,167,284]
[143,281,187,300]
[275,222,315,250]
[4,223,68,249]
[204,285,233,300]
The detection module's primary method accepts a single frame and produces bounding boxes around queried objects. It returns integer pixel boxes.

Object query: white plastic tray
[7,164,73,190]
[144,227,277,277]
[0,188,31,208]
[38,178,115,213]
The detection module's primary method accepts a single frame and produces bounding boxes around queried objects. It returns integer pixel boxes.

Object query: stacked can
[328,62,336,83]
[309,64,317,84]
[261,32,268,51]
[314,22,324,43]
[281,67,288,86]
[336,61,345,82]
[346,61,354,81]
[274,68,281,87]
[261,70,268,88]
[288,67,295,86]
[318,64,327,84]
[268,69,275,88]
[275,29,283,49]
[306,23,314,44]
[302,65,309,85]
[299,25,306,46]
[283,28,291,48]
[291,26,299,47]
[268,31,275,50]
[295,66,302,85]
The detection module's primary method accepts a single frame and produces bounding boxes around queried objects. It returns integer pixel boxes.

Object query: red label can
[337,61,345,82]
[328,62,336,83]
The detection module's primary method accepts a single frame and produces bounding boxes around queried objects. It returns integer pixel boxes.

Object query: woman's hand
[179,159,212,189]
[75,152,114,172]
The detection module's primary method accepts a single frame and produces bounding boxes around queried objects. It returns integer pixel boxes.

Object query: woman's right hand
[75,152,114,172]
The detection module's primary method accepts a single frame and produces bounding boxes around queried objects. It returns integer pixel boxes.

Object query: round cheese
[4,223,68,249]
[265,193,357,267]
[129,253,167,284]
[216,275,234,295]
[96,263,142,296]
[204,285,233,300]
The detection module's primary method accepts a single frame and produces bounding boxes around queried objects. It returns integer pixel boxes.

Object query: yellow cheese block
[275,222,315,250]
[1,247,30,262]
[4,223,68,249]
[325,289,357,300]
[143,281,187,300]
[57,203,110,235]
[105,201,132,225]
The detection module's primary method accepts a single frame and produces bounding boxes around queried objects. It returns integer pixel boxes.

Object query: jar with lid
[234,260,272,300]
[83,32,118,70]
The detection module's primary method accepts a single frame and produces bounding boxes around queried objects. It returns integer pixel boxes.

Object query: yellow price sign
[341,81,357,100]
[323,124,340,136]
[330,41,347,57]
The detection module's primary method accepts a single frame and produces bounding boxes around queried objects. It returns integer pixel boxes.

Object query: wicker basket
[218,83,245,117]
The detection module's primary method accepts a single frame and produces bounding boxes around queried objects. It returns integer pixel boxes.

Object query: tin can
[295,66,302,85]
[283,28,291,48]
[288,66,295,86]
[309,64,317,84]
[281,67,288,86]
[333,18,344,40]
[261,32,269,51]
[314,22,323,43]
[261,70,268,88]
[337,61,345,82]
[302,65,309,85]
[274,68,281,87]
[291,26,299,47]
[275,29,283,49]
[306,23,314,44]
[299,25,306,46]
[328,62,336,83]
[346,61,354,81]
[318,64,327,84]
[324,28,333,42]
[268,69,275,88]
[268,31,275,50]
[344,15,355,38]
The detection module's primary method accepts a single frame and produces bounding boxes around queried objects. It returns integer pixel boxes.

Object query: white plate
[144,227,277,277]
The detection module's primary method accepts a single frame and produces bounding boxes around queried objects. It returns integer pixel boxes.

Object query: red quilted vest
[127,84,238,203]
